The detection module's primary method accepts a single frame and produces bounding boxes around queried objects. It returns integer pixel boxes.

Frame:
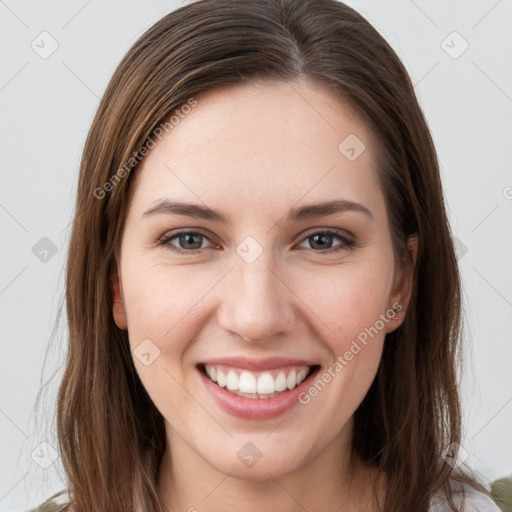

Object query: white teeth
[203,364,313,397]
[256,372,275,394]
[275,372,287,391]
[226,370,239,391]
[286,370,297,390]
[216,368,226,388]
[238,371,257,393]
[205,365,216,381]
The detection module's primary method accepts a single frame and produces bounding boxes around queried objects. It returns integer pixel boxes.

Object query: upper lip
[199,357,319,371]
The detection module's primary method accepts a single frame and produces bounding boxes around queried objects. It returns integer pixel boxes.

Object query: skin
[112,78,418,512]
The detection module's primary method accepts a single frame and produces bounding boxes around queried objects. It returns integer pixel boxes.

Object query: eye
[296,230,355,253]
[157,230,215,254]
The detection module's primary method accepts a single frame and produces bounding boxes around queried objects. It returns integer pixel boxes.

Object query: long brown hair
[35,0,490,510]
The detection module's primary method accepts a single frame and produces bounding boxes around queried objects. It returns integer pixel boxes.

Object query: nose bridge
[218,244,294,342]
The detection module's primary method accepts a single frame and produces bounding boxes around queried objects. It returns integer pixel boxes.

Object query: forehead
[130,78,384,220]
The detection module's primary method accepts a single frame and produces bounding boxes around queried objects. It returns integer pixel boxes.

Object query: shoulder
[430,480,501,512]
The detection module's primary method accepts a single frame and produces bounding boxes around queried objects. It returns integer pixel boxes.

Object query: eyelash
[156,228,357,256]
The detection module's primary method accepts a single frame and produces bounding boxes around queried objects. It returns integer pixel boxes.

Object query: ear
[111,271,128,330]
[385,234,418,333]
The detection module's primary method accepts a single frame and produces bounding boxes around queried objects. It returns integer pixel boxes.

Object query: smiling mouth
[197,363,321,399]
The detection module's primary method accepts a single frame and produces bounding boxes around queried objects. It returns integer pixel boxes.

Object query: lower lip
[198,366,320,420]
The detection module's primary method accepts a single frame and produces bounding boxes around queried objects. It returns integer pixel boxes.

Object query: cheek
[119,265,214,417]
[291,262,393,349]
[121,263,218,352]
[295,269,390,443]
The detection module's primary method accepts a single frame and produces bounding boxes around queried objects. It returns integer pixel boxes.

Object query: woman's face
[112,78,415,481]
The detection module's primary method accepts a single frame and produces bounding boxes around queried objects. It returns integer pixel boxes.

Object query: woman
[33,0,500,510]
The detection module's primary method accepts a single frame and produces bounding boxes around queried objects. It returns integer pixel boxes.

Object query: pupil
[312,233,331,250]
[182,233,201,249]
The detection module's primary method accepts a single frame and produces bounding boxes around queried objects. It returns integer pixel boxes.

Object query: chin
[199,434,314,481]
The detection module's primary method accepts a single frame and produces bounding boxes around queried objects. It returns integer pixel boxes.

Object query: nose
[217,251,295,343]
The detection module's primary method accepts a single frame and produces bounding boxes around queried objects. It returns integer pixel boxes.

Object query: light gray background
[1,1,511,510]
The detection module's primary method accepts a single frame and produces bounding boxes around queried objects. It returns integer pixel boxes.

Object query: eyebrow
[141,198,373,223]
